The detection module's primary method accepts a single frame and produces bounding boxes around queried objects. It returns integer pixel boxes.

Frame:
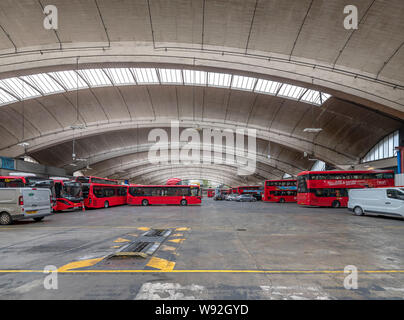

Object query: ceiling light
[18,142,30,147]
[70,123,86,130]
[303,128,323,133]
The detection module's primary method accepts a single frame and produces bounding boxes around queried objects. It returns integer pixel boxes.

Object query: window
[362,131,399,163]
[387,189,404,201]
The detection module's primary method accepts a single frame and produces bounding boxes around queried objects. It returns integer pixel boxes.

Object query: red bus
[127,185,201,206]
[52,179,84,212]
[232,186,263,200]
[297,170,395,208]
[76,176,119,185]
[206,189,215,198]
[263,180,297,203]
[82,183,128,209]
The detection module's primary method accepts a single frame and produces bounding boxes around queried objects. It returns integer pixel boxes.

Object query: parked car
[236,194,257,202]
[213,194,226,201]
[348,187,404,218]
[0,188,53,225]
[226,194,237,201]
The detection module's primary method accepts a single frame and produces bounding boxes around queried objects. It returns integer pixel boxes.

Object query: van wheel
[33,217,44,222]
[142,199,149,206]
[104,201,109,209]
[332,200,341,208]
[180,199,187,206]
[279,198,285,203]
[353,206,364,216]
[0,212,12,225]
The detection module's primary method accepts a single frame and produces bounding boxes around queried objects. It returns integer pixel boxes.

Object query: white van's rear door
[385,189,404,217]
[22,188,51,216]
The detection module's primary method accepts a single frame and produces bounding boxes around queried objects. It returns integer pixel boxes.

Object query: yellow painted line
[113,237,131,243]
[168,238,185,244]
[146,257,176,271]
[111,246,120,249]
[172,233,184,237]
[127,234,138,237]
[137,227,150,231]
[175,227,190,231]
[1,269,404,274]
[161,245,177,251]
[57,258,104,272]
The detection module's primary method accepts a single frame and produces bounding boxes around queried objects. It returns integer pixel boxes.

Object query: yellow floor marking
[137,227,150,231]
[168,238,185,244]
[57,258,104,272]
[1,269,404,274]
[113,238,131,243]
[161,245,176,251]
[176,227,190,231]
[127,234,138,237]
[146,257,176,271]
[172,233,183,237]
[111,246,121,248]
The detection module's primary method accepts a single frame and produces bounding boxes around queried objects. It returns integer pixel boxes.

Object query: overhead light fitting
[303,128,323,133]
[70,123,86,130]
[18,142,30,147]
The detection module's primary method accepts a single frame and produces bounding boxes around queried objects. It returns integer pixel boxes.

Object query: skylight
[0,77,40,99]
[183,70,207,86]
[254,79,282,95]
[47,71,88,90]
[158,69,183,84]
[20,73,64,95]
[0,67,332,107]
[0,88,18,105]
[231,75,256,91]
[208,72,232,88]
[131,68,159,84]
[77,69,112,87]
[104,68,135,85]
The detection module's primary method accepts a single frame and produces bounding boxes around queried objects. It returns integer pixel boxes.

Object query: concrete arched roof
[0,0,403,184]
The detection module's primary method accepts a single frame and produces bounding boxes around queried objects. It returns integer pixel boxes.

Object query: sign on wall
[0,157,15,170]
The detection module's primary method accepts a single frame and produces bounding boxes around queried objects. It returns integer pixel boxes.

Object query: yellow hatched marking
[146,257,176,271]
[161,245,176,251]
[113,238,131,243]
[57,258,103,272]
[172,233,184,237]
[176,227,190,231]
[168,238,185,244]
[137,227,150,231]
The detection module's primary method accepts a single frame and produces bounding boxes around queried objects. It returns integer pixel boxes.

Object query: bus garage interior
[0,0,403,300]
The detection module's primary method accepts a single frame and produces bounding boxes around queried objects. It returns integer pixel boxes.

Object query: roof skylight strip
[47,71,88,90]
[20,74,65,95]
[0,77,41,99]
[0,88,18,104]
[104,68,135,85]
[131,68,159,84]
[78,69,112,87]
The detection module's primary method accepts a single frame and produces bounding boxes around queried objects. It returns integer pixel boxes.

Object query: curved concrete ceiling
[0,0,403,185]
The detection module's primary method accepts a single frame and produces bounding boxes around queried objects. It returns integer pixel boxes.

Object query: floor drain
[144,229,171,237]
[110,241,155,259]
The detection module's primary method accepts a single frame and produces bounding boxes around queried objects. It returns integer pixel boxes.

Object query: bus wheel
[142,199,149,206]
[33,217,44,222]
[353,206,364,216]
[279,198,285,203]
[0,212,12,225]
[180,199,187,206]
[332,200,341,208]
[104,201,109,209]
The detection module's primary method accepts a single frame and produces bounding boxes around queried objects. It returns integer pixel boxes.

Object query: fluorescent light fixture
[70,123,86,130]
[17,142,30,147]
[303,128,323,133]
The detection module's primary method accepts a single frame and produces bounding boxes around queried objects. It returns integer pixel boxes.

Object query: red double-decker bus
[206,189,215,198]
[76,176,119,185]
[231,185,263,200]
[263,180,297,203]
[52,179,84,212]
[82,183,128,209]
[127,185,201,206]
[297,170,395,208]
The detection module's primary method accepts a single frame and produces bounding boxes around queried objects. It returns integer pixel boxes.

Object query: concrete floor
[0,199,403,300]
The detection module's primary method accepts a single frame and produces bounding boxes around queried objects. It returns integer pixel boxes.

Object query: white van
[348,187,404,218]
[0,188,53,225]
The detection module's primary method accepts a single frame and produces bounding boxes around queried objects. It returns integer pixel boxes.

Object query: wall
[396,174,404,186]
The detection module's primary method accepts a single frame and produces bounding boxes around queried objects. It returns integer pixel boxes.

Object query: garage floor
[0,199,403,300]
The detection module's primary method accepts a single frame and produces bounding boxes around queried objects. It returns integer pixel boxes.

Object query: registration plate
[25,210,38,214]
